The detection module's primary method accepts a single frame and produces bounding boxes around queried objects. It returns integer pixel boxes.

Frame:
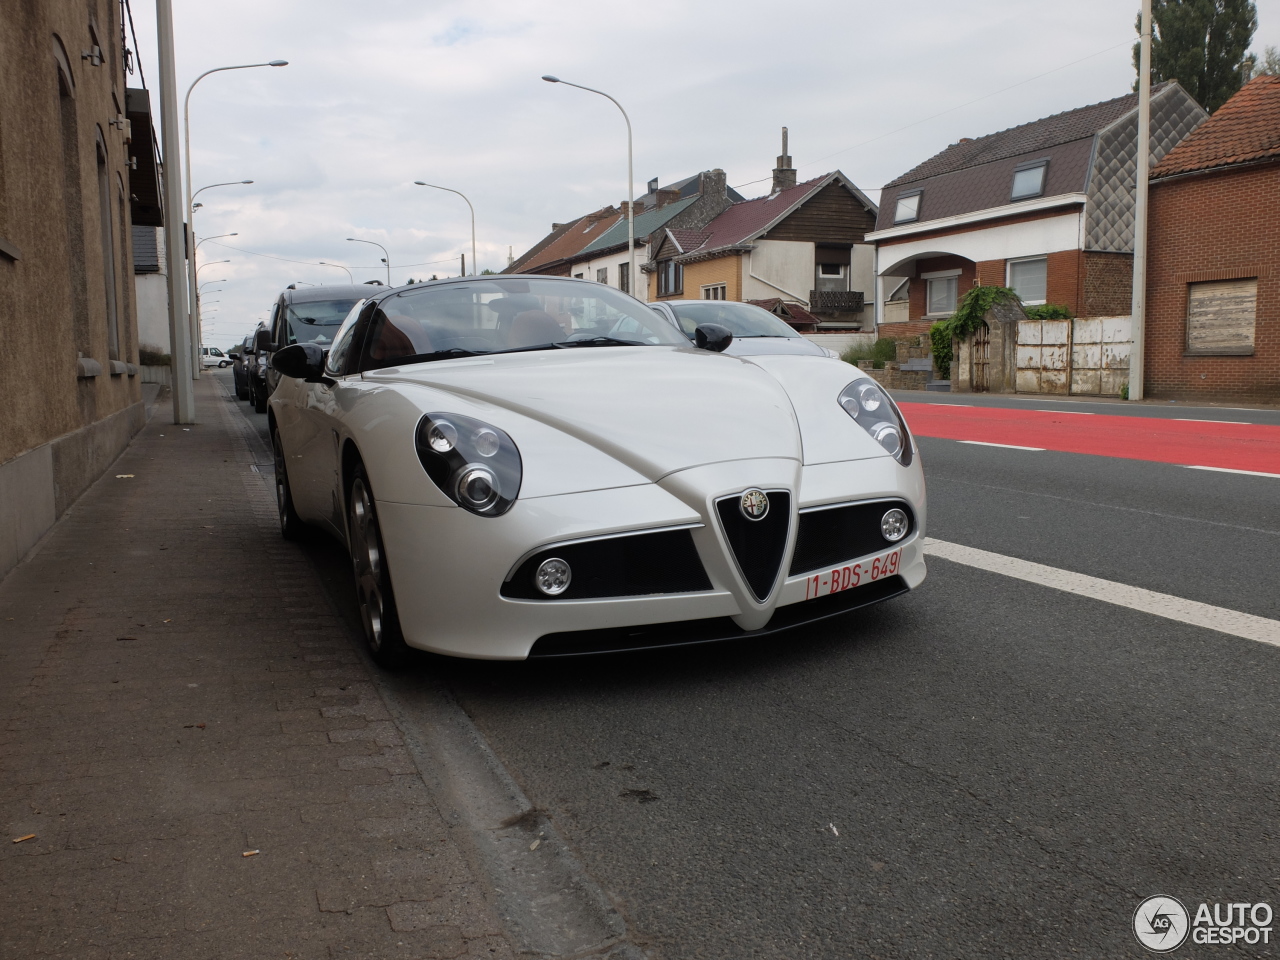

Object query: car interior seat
[507,310,565,349]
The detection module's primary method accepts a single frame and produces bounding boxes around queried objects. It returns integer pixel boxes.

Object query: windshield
[286,298,360,346]
[667,301,803,339]
[361,278,687,368]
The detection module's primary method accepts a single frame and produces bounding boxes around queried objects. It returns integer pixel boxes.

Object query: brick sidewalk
[0,376,515,959]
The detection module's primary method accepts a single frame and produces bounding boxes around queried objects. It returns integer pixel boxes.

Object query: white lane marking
[1034,410,1095,414]
[923,539,1280,647]
[956,441,1045,451]
[1174,418,1251,425]
[1183,465,1280,480]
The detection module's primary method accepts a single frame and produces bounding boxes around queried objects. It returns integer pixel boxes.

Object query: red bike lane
[898,402,1280,475]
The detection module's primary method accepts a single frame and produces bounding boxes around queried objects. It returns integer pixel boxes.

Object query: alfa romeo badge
[740,488,770,521]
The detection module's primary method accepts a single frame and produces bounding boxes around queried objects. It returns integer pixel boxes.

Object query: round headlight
[472,427,500,458]
[427,420,458,453]
[858,383,884,413]
[881,508,909,542]
[454,464,499,511]
[535,557,572,596]
[869,421,903,456]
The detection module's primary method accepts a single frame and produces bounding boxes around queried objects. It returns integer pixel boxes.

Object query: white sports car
[268,275,925,666]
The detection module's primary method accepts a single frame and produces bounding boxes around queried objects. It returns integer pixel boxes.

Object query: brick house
[646,133,879,328]
[867,83,1207,341]
[505,171,741,299]
[1143,75,1280,403]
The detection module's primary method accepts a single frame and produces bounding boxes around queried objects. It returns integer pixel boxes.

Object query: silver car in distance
[268,275,926,666]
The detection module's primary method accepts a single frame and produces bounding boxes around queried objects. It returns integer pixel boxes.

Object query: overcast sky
[128,0,1280,347]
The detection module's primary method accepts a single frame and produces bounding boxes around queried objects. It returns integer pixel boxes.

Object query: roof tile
[1152,75,1280,179]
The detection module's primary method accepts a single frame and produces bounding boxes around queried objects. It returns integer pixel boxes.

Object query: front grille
[501,528,711,601]
[715,491,791,602]
[789,499,915,576]
[529,575,908,657]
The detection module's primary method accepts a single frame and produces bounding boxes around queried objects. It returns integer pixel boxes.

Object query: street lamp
[187,181,252,376]
[199,280,224,293]
[414,182,476,275]
[183,58,286,379]
[542,75,635,296]
[196,231,237,251]
[347,238,391,285]
[319,261,353,282]
[196,259,230,277]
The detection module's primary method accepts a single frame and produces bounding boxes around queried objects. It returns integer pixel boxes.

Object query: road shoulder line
[923,538,1280,647]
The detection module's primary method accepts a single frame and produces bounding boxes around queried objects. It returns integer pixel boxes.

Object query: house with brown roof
[1143,74,1280,402]
[645,133,879,328]
[505,171,740,298]
[867,83,1207,345]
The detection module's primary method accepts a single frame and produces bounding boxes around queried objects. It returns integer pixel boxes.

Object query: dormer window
[893,190,921,224]
[1010,160,1048,200]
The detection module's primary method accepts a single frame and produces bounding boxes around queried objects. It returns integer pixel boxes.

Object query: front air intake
[715,491,790,602]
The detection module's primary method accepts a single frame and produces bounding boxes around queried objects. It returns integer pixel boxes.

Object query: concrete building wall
[742,240,814,304]
[0,0,146,579]
[136,227,170,353]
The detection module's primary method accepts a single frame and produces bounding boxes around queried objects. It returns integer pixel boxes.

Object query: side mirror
[694,323,733,353]
[254,329,274,353]
[227,351,241,361]
[272,342,330,383]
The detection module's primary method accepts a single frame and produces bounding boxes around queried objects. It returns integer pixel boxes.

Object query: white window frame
[893,190,922,224]
[1010,160,1049,201]
[817,263,845,278]
[701,283,727,300]
[1006,256,1048,305]
[921,268,961,318]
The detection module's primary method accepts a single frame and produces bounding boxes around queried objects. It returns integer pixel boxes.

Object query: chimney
[656,188,680,208]
[698,168,728,200]
[618,201,632,218]
[772,126,796,193]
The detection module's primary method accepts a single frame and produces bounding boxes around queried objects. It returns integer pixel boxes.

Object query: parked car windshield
[667,301,803,339]
[361,278,687,368]
[286,298,361,346]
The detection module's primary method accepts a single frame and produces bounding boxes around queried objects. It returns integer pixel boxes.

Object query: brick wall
[976,259,1005,286]
[1083,252,1133,316]
[1045,250,1082,315]
[907,255,976,323]
[1145,162,1279,402]
[649,254,743,302]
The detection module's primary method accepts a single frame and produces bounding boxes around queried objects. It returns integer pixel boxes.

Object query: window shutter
[1186,279,1256,355]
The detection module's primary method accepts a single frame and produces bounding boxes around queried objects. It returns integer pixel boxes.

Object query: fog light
[454,464,499,511]
[535,557,571,596]
[881,508,909,542]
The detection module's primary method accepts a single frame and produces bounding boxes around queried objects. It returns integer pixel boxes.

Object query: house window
[596,266,608,285]
[922,270,960,316]
[1010,161,1048,201]
[818,263,844,278]
[893,191,921,224]
[1186,278,1257,355]
[1007,257,1047,304]
[618,261,630,294]
[702,284,726,300]
[573,273,584,279]
[657,259,682,297]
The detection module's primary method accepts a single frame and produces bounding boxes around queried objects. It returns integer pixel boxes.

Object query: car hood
[725,337,827,358]
[368,346,803,482]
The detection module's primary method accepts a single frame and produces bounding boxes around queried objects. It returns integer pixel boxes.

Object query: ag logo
[1134,895,1190,953]
[739,488,769,521]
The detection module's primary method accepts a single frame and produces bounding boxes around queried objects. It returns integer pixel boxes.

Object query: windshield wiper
[554,336,646,348]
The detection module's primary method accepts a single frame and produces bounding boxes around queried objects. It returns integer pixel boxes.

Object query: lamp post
[347,238,391,285]
[1129,0,1152,402]
[196,231,237,252]
[542,75,635,296]
[183,58,286,378]
[413,182,476,275]
[186,181,251,376]
[319,261,353,282]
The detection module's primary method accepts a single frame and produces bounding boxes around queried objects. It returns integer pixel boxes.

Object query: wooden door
[972,322,990,392]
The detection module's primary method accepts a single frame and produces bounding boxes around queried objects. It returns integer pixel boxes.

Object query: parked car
[254,284,370,410]
[649,299,840,358]
[267,274,924,667]
[200,345,232,368]
[246,324,272,412]
[228,334,254,400]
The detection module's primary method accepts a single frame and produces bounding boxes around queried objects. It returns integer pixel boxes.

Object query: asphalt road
[221,372,1280,959]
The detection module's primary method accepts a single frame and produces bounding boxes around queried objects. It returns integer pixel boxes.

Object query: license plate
[803,547,902,600]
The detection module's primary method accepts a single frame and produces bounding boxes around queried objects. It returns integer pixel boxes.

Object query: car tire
[347,465,410,669]
[236,379,250,401]
[272,427,303,541]
[253,382,268,414]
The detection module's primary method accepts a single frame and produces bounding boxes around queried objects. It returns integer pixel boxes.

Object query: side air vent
[502,528,711,600]
[715,491,791,602]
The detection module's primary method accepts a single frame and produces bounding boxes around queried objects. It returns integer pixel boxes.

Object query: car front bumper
[377,454,926,660]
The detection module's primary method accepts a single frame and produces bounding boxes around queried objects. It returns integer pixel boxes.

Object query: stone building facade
[1,0,148,578]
